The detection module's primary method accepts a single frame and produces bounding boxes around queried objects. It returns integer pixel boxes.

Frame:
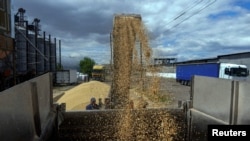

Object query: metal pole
[43,31,46,71]
[54,38,57,71]
[25,21,29,72]
[49,34,51,71]
[13,39,16,85]
[59,40,61,69]
[35,24,38,75]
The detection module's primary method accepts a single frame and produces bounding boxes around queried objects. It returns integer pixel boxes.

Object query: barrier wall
[191,76,232,123]
[0,73,54,141]
[29,73,53,130]
[188,76,250,141]
[237,81,250,124]
[0,82,36,141]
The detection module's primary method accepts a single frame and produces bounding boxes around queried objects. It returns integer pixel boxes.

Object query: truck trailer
[176,62,249,85]
[56,69,77,85]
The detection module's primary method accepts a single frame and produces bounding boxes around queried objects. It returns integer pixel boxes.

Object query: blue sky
[12,0,250,69]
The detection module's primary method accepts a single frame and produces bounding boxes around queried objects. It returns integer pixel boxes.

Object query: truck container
[56,69,77,85]
[176,62,249,85]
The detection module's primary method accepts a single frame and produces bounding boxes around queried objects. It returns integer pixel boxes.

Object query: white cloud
[152,46,178,58]
[12,0,250,68]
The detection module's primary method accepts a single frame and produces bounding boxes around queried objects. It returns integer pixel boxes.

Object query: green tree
[79,57,96,77]
[56,63,64,70]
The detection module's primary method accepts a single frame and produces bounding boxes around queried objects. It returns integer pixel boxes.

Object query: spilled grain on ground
[56,81,110,110]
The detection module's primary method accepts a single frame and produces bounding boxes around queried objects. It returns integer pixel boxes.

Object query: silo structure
[37,37,45,74]
[27,34,36,72]
[44,40,50,72]
[15,28,27,74]
[50,41,56,72]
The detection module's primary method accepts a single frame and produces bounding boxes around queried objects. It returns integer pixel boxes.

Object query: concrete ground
[159,77,190,108]
[53,77,191,109]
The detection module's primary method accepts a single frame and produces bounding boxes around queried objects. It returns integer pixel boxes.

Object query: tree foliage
[79,57,96,77]
[56,63,63,70]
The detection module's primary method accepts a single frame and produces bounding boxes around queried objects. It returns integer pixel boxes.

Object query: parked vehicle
[56,69,77,85]
[176,62,249,85]
[91,65,105,81]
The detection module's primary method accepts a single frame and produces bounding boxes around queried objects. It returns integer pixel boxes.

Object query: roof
[175,57,218,65]
[175,51,250,65]
[218,51,250,58]
[93,65,104,70]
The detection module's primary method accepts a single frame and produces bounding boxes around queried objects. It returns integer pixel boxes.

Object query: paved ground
[53,76,190,109]
[91,73,191,108]
[159,77,190,108]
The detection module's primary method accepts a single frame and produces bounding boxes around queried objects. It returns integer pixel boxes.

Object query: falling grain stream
[58,14,186,141]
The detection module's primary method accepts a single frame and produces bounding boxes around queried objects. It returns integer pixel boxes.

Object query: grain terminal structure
[0,2,62,91]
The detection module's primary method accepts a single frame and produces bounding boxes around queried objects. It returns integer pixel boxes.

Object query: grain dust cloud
[111,14,159,109]
[110,14,180,141]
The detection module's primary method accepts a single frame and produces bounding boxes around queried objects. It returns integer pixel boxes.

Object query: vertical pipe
[49,34,51,72]
[43,31,46,72]
[35,24,38,75]
[13,39,16,85]
[54,38,57,84]
[25,21,29,73]
[59,40,61,69]
[54,38,57,71]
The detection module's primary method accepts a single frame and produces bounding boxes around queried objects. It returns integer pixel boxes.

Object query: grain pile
[56,81,110,110]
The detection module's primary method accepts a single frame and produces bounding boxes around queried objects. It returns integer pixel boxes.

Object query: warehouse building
[218,52,250,70]
[175,51,250,81]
